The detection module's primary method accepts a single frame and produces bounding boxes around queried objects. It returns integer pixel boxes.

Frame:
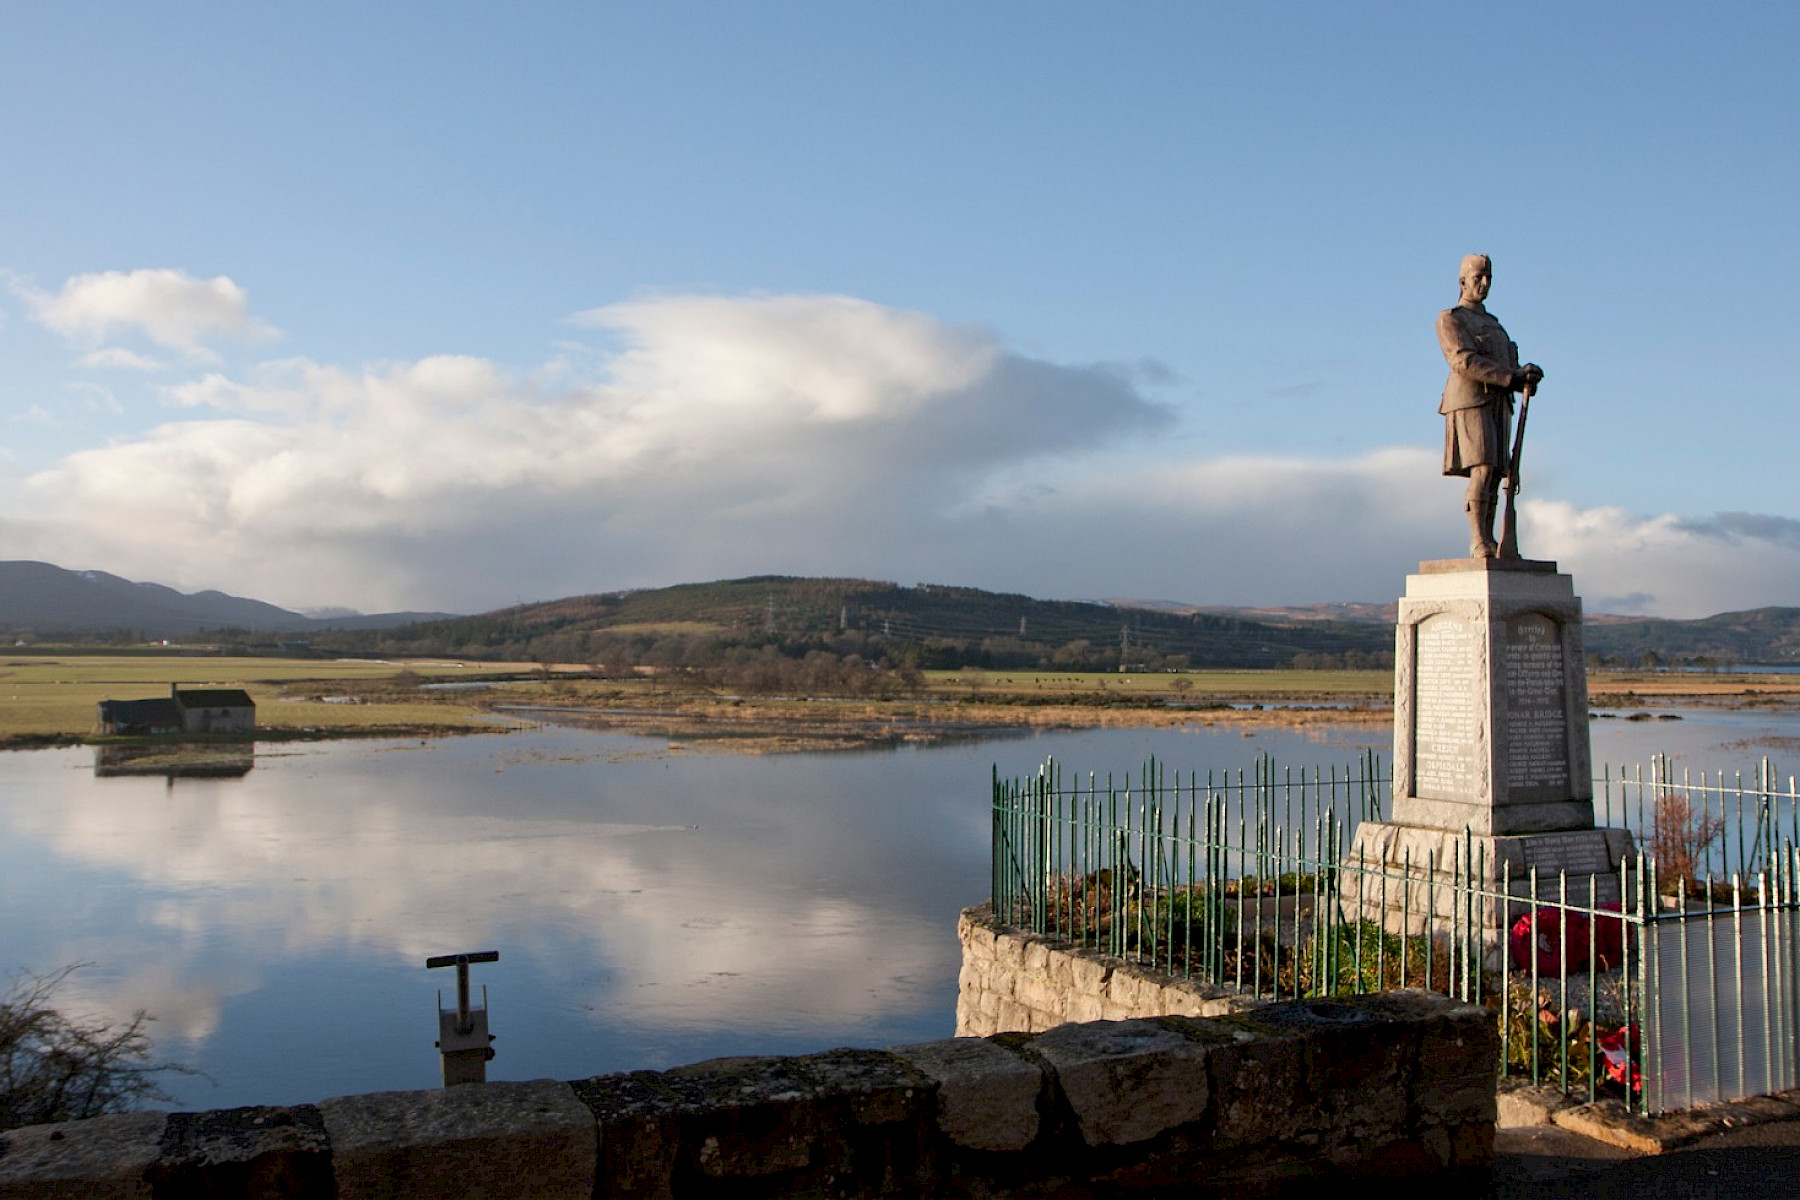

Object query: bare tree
[0,966,194,1130]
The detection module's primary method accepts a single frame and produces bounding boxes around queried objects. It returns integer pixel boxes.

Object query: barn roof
[174,688,256,708]
[97,698,183,727]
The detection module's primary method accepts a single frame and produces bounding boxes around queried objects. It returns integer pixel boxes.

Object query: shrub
[1649,789,1727,895]
[0,966,191,1130]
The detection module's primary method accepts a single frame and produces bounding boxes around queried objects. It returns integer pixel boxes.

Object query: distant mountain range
[0,561,453,637]
[3,560,1796,666]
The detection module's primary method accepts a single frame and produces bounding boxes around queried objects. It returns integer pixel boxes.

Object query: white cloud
[3,289,1797,619]
[9,294,1173,608]
[11,404,58,429]
[572,293,1000,423]
[22,268,278,357]
[3,743,955,1039]
[80,346,167,371]
[69,381,124,415]
[1526,502,1800,616]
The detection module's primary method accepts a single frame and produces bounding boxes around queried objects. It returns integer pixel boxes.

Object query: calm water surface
[1,708,1792,1109]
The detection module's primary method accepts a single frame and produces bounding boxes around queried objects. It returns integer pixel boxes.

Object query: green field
[0,654,519,741]
[12,653,1781,747]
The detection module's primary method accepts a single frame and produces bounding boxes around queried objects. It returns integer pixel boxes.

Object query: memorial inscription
[1516,832,1612,876]
[1503,613,1568,794]
[1413,615,1481,799]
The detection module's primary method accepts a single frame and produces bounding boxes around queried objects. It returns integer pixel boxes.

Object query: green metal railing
[989,754,1800,1116]
[1598,754,1796,881]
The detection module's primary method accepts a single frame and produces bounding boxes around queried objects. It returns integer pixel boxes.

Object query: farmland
[4,650,1797,752]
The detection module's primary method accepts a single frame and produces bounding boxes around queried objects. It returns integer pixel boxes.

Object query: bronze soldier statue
[1437,254,1543,558]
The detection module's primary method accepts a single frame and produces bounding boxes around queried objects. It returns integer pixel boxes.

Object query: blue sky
[1,4,1794,616]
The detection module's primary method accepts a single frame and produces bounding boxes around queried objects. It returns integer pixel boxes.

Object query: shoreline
[508,698,1396,754]
[4,665,1798,756]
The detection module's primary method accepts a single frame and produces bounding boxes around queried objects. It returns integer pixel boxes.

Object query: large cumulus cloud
[1524,504,1800,616]
[6,288,1797,617]
[8,293,1179,608]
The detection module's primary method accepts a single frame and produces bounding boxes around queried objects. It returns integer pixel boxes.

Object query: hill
[1582,607,1800,667]
[8,558,1797,670]
[312,576,1399,671]
[0,561,452,638]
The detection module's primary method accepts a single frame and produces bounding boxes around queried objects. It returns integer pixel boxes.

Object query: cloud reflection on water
[3,734,955,1056]
[3,714,1782,1107]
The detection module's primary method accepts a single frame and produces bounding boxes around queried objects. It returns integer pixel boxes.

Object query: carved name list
[1413,615,1480,800]
[1502,613,1568,794]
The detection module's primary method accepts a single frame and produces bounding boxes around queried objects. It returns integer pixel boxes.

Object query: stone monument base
[1391,559,1594,835]
[1352,555,1639,962]
[1341,820,1637,942]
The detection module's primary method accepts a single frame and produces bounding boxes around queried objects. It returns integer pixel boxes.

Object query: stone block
[1414,1009,1502,1125]
[958,907,996,955]
[1168,978,1241,1016]
[1104,971,1142,1009]
[996,996,1039,1033]
[0,1112,165,1199]
[567,1070,684,1200]
[657,1056,818,1178]
[576,1051,932,1199]
[790,1048,931,1129]
[1011,975,1064,1018]
[1224,998,1417,1134]
[143,1104,333,1198]
[1202,1022,1316,1148]
[788,1049,935,1194]
[1197,996,1251,1018]
[321,1080,595,1200]
[1495,1080,1569,1127]
[888,1037,1043,1152]
[1150,983,1206,1017]
[1065,953,1111,993]
[1063,993,1104,1024]
[1027,1019,1213,1147]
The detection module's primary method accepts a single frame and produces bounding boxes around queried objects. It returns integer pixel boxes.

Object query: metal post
[426,951,499,1086]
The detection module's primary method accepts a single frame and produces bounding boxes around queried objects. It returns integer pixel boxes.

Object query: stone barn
[96,684,256,735]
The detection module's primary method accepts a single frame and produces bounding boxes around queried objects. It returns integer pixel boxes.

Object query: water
[1,709,1793,1110]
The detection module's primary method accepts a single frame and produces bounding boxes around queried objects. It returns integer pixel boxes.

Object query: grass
[7,655,1795,748]
[0,654,528,742]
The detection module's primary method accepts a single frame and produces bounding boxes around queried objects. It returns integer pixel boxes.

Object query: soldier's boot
[1467,493,1498,559]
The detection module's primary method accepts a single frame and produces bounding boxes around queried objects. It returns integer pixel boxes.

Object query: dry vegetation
[0,966,194,1131]
[3,653,1797,753]
[1588,668,1800,709]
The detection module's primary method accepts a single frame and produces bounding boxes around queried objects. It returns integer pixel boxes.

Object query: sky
[1,3,1795,618]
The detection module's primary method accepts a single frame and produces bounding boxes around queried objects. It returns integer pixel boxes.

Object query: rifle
[1497,382,1534,559]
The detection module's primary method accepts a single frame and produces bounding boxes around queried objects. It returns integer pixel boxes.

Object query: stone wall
[0,993,1496,1198]
[957,903,1265,1036]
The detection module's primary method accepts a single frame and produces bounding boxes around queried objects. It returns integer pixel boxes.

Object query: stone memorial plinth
[1345,559,1634,933]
